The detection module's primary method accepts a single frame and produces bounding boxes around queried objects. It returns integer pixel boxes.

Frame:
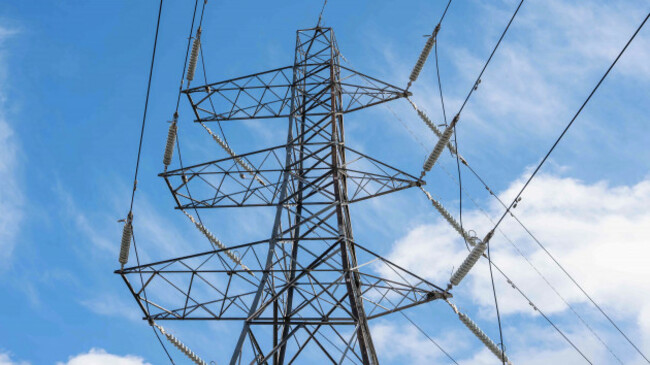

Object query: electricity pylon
[118,26,449,364]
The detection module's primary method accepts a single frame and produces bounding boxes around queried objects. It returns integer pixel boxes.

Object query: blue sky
[0,0,649,364]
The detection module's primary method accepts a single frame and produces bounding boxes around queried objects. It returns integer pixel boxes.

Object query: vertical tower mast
[230,26,377,364]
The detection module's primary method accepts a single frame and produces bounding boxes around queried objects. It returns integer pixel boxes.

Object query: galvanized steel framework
[118,27,450,364]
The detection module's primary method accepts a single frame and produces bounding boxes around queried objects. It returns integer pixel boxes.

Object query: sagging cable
[163,113,178,169]
[182,209,255,276]
[407,24,441,90]
[199,122,266,186]
[186,27,201,82]
[449,239,487,287]
[447,300,513,365]
[420,187,472,243]
[407,98,458,156]
[154,322,208,365]
[422,114,458,174]
[119,212,133,268]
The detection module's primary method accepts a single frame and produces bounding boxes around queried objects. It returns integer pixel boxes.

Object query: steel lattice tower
[118,26,449,364]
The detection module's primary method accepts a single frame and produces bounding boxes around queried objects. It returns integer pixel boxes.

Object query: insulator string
[439,155,624,363]
[407,24,440,89]
[119,212,133,268]
[182,209,255,276]
[186,27,202,82]
[171,0,214,253]
[421,114,458,174]
[420,187,472,243]
[199,121,266,186]
[405,0,453,90]
[449,239,486,287]
[446,300,512,364]
[155,323,209,365]
[404,105,623,362]
[163,113,178,169]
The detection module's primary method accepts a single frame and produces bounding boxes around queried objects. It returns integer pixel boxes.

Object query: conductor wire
[483,13,650,363]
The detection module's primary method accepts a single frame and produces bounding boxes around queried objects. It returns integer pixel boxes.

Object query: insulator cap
[186,28,202,82]
[450,240,487,286]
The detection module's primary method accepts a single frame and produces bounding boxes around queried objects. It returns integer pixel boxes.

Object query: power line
[172,0,216,251]
[487,11,649,235]
[449,148,629,364]
[174,0,200,112]
[133,232,176,364]
[401,108,623,361]
[449,1,528,359]
[430,9,466,255]
[408,0,600,355]
[435,33,469,253]
[438,0,453,25]
[489,259,594,364]
[456,0,525,116]
[419,2,528,353]
[395,103,600,362]
[151,304,177,364]
[481,11,650,363]
[121,0,176,361]
[199,44,229,146]
[438,160,623,363]
[486,237,506,364]
[399,311,459,364]
[128,0,164,213]
[317,0,328,27]
[434,42,448,125]
[381,287,460,364]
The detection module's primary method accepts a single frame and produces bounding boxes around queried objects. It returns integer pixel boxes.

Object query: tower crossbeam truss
[184,64,408,122]
[119,27,449,365]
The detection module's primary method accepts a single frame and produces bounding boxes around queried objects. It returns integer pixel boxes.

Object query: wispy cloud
[372,321,467,364]
[0,26,22,267]
[55,179,201,264]
[373,0,650,167]
[81,293,143,322]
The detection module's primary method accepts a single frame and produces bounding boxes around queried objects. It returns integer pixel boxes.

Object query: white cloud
[471,175,650,317]
[384,173,650,362]
[56,348,150,365]
[0,352,28,365]
[0,26,22,266]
